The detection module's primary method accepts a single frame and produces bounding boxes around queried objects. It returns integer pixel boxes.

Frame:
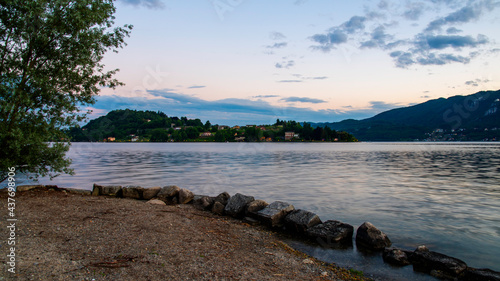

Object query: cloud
[309,0,498,68]
[277,80,302,83]
[425,1,497,32]
[253,95,280,99]
[361,26,394,49]
[465,78,490,87]
[419,34,488,50]
[310,30,348,52]
[446,27,462,34]
[119,0,165,9]
[266,42,288,49]
[403,2,426,20]
[281,97,327,104]
[270,32,286,40]
[91,92,398,125]
[275,60,295,69]
[188,85,206,89]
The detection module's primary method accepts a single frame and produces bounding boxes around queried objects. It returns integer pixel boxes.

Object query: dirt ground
[0,187,370,281]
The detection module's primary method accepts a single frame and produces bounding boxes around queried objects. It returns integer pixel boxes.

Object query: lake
[25,142,500,279]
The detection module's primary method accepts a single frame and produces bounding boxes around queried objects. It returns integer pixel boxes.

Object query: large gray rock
[463,268,500,281]
[355,222,391,250]
[257,201,295,227]
[411,250,467,279]
[383,248,411,266]
[285,209,322,233]
[178,188,194,204]
[122,186,144,200]
[93,184,122,197]
[214,192,230,205]
[157,185,180,202]
[224,193,255,218]
[143,186,161,200]
[306,220,353,244]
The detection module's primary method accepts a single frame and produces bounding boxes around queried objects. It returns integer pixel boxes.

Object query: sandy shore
[0,187,370,281]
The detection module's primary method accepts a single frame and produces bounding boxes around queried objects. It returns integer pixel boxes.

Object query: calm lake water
[27,142,500,279]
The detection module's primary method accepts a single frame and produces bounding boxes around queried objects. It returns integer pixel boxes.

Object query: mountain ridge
[312,90,500,141]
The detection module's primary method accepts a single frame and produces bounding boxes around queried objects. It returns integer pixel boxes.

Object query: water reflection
[28,142,500,275]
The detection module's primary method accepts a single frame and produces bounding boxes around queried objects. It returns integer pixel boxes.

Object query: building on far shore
[199,132,213,138]
[285,132,295,141]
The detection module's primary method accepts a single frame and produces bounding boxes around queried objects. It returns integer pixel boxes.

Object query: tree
[0,0,132,181]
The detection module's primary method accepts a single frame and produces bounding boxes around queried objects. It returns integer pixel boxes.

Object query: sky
[91,0,500,126]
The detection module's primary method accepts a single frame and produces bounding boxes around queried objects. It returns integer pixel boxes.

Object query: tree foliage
[0,0,132,180]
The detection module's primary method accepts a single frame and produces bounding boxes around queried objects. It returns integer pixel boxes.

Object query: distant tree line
[66,109,358,142]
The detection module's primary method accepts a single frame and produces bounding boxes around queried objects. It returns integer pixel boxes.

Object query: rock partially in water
[411,249,467,279]
[122,186,144,200]
[142,186,161,200]
[284,209,322,234]
[257,201,295,227]
[93,184,122,197]
[355,221,391,250]
[214,192,231,206]
[178,188,194,204]
[157,185,180,201]
[246,200,269,218]
[463,267,500,281]
[306,220,353,245]
[224,193,255,218]
[383,248,411,266]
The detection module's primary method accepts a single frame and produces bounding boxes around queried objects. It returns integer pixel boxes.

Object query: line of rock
[16,184,500,281]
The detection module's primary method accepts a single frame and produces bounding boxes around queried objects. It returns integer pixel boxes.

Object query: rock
[146,199,166,205]
[416,245,429,252]
[257,201,295,227]
[306,220,353,245]
[224,193,255,218]
[95,185,122,197]
[157,185,180,201]
[246,200,269,215]
[200,196,215,210]
[142,186,161,200]
[17,185,43,192]
[212,201,225,215]
[214,192,230,205]
[63,188,92,196]
[302,258,314,264]
[463,267,500,281]
[285,209,322,233]
[355,222,391,250]
[178,188,194,204]
[122,186,144,200]
[411,250,467,278]
[163,196,178,205]
[383,248,411,266]
[91,184,101,196]
[192,195,205,205]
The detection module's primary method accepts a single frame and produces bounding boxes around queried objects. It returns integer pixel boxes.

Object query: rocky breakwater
[33,184,500,281]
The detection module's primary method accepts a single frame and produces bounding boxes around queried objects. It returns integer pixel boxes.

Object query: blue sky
[92,0,500,126]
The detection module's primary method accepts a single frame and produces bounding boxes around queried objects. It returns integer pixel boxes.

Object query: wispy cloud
[253,95,280,99]
[266,42,288,49]
[277,80,302,83]
[119,0,165,9]
[188,85,206,89]
[281,97,327,104]
[270,32,287,40]
[275,60,295,69]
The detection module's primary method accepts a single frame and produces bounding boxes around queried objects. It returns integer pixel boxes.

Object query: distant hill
[312,90,500,141]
